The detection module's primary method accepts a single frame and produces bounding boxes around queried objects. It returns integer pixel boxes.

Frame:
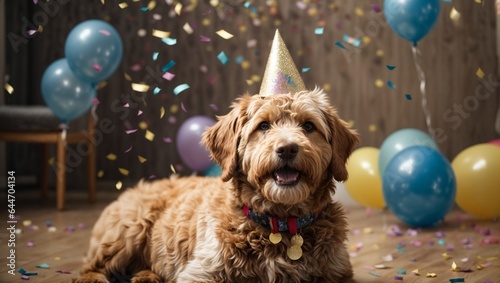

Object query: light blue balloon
[382,146,456,227]
[379,128,438,177]
[384,0,440,45]
[203,164,222,177]
[41,58,96,123]
[65,19,123,83]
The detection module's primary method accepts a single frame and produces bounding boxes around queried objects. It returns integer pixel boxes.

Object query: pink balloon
[489,139,500,147]
[176,116,216,171]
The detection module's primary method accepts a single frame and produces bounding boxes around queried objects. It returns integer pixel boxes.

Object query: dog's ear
[327,110,359,182]
[202,95,249,182]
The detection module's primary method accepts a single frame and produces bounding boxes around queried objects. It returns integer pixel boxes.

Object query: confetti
[476,68,485,79]
[92,64,103,72]
[387,80,396,90]
[97,170,104,178]
[145,130,155,141]
[106,153,117,160]
[381,254,393,262]
[124,146,132,153]
[343,34,362,47]
[199,35,211,42]
[216,29,234,39]
[174,2,182,15]
[173,84,190,95]
[449,278,465,283]
[426,273,437,278]
[394,276,403,281]
[138,156,147,163]
[56,270,71,274]
[369,272,380,277]
[405,94,412,100]
[334,41,346,49]
[118,168,129,176]
[170,164,177,174]
[153,87,161,95]
[452,261,460,271]
[183,22,194,34]
[371,3,382,13]
[442,252,452,260]
[152,52,159,61]
[374,264,389,269]
[125,129,137,134]
[162,37,177,46]
[4,82,14,94]
[314,27,324,35]
[162,60,176,72]
[396,269,406,275]
[450,7,460,24]
[217,51,229,65]
[163,72,175,81]
[36,263,50,269]
[118,2,128,8]
[386,65,396,70]
[374,79,384,88]
[23,220,32,226]
[152,29,170,38]
[115,181,122,190]
[160,107,165,119]
[131,83,150,92]
[21,275,29,280]
[412,269,420,275]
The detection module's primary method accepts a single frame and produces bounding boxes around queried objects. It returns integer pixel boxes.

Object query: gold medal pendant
[291,234,303,246]
[287,245,303,260]
[269,232,282,244]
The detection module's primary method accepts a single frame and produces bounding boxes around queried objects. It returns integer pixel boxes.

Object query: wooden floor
[1,185,499,283]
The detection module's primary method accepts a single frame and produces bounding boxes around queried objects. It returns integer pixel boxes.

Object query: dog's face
[203,88,358,212]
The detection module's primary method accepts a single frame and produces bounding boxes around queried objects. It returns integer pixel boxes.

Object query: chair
[0,106,96,210]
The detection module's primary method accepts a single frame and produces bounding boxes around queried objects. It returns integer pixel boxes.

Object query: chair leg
[40,143,49,198]
[56,135,66,210]
[87,138,96,203]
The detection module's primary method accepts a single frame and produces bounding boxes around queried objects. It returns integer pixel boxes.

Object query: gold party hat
[259,30,306,96]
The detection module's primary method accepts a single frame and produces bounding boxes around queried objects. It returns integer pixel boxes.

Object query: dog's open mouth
[273,166,300,186]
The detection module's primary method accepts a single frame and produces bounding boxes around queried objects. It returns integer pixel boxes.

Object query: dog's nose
[276,142,299,160]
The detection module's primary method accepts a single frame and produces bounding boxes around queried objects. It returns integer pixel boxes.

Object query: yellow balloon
[451,144,500,219]
[345,147,385,209]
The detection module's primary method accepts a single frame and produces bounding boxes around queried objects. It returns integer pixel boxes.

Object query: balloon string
[91,104,99,126]
[411,45,434,139]
[59,123,68,146]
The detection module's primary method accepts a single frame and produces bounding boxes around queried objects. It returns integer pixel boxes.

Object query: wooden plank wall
[18,0,500,181]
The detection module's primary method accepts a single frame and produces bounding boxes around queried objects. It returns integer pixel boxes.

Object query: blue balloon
[41,58,96,123]
[379,128,438,177]
[203,164,222,177]
[383,146,456,227]
[65,20,123,83]
[384,0,440,45]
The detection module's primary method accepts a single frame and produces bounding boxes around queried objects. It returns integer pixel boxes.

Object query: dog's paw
[71,272,109,283]
[131,270,161,283]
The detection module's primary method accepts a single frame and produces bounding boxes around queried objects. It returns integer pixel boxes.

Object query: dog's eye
[302,121,316,133]
[259,121,270,132]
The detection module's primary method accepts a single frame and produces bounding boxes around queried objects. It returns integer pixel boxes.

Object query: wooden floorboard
[1,186,498,283]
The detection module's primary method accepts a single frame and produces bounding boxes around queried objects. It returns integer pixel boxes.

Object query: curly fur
[73,88,359,283]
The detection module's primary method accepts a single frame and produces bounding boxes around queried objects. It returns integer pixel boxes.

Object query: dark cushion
[0,106,88,132]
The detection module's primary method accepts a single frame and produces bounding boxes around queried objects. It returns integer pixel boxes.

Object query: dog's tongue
[274,167,300,185]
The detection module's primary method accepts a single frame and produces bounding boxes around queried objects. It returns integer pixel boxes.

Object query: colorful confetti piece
[371,3,382,13]
[118,168,129,176]
[387,80,396,90]
[152,29,170,38]
[36,263,50,269]
[115,181,122,190]
[476,68,485,79]
[405,94,412,100]
[106,153,117,160]
[173,84,190,95]
[161,37,177,45]
[145,130,155,141]
[314,27,324,35]
[217,51,229,65]
[131,83,150,92]
[334,41,346,49]
[4,82,14,94]
[216,29,234,39]
[387,65,396,70]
